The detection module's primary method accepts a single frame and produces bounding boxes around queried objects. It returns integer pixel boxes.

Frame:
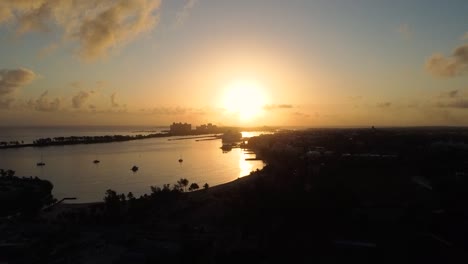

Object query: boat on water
[37,154,45,166]
[178,158,183,163]
[93,160,100,164]
[220,143,233,151]
[131,165,139,172]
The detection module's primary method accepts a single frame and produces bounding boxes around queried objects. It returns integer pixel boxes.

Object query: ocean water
[0,127,265,203]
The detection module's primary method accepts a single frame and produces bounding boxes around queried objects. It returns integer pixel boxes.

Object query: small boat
[93,160,100,164]
[37,154,45,166]
[221,143,233,151]
[178,158,183,163]
[131,165,139,172]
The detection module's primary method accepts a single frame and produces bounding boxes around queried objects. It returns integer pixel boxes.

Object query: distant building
[170,122,192,135]
[195,123,219,133]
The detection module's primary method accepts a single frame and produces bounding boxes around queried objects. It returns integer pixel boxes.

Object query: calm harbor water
[0,127,265,203]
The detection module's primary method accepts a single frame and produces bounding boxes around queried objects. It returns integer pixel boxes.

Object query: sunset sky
[0,0,467,127]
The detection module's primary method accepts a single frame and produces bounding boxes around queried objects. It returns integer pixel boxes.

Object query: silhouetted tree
[162,184,171,192]
[104,189,121,217]
[177,178,189,192]
[151,185,162,194]
[188,183,199,191]
[203,183,209,190]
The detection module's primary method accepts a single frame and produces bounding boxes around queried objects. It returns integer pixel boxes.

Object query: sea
[0,126,266,203]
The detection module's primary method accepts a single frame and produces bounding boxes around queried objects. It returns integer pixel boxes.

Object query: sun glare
[223,80,267,121]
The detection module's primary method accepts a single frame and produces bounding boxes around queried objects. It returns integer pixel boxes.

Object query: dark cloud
[377,102,392,108]
[72,91,93,109]
[27,91,61,112]
[438,99,468,109]
[0,0,161,61]
[0,68,37,96]
[263,104,293,110]
[426,44,468,78]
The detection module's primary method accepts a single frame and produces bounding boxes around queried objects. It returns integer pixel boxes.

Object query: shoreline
[58,170,261,206]
[0,132,223,150]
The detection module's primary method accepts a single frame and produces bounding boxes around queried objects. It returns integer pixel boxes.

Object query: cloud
[462,32,468,41]
[439,90,460,99]
[72,91,93,109]
[437,99,468,109]
[377,102,392,108]
[175,0,198,27]
[27,91,61,112]
[292,112,310,118]
[69,81,83,89]
[37,43,58,58]
[0,0,162,60]
[0,68,37,96]
[150,106,189,115]
[95,80,107,89]
[0,5,12,24]
[425,44,468,78]
[347,96,362,101]
[397,23,412,39]
[0,98,14,109]
[263,104,293,110]
[110,92,120,107]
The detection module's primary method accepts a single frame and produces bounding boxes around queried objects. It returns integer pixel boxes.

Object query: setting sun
[222,80,267,121]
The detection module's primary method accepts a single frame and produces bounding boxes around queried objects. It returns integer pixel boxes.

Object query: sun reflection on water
[239,150,262,178]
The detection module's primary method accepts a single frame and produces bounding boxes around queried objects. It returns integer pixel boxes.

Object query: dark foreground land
[2,127,468,263]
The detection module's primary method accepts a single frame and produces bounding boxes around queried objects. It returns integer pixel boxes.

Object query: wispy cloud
[462,32,468,41]
[175,0,198,27]
[0,5,12,24]
[0,0,162,61]
[0,98,14,109]
[437,99,468,109]
[425,44,468,78]
[37,43,58,59]
[263,104,293,110]
[0,68,37,96]
[110,92,119,107]
[377,102,392,108]
[110,92,127,109]
[397,23,412,39]
[292,112,310,118]
[72,91,94,109]
[439,90,460,99]
[69,81,83,89]
[27,91,62,112]
[150,106,190,115]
